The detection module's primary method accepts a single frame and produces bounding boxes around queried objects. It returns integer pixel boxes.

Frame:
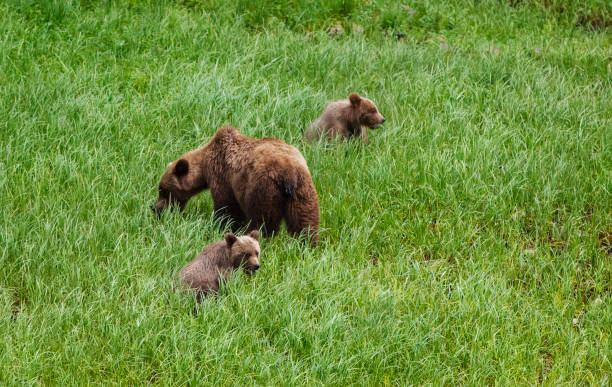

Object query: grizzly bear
[180,230,261,300]
[304,92,386,145]
[152,126,319,245]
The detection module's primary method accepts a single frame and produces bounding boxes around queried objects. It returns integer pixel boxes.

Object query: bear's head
[349,93,386,129]
[151,158,208,214]
[224,230,261,274]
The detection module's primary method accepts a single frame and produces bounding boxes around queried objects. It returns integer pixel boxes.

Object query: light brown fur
[152,126,319,245]
[180,230,261,300]
[304,93,385,144]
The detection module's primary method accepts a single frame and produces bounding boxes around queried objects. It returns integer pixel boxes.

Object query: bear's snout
[245,256,260,274]
[151,200,167,215]
[151,196,186,215]
[150,204,166,216]
[366,112,386,129]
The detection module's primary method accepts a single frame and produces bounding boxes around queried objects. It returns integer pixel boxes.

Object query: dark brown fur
[152,126,319,245]
[179,231,261,300]
[304,93,385,144]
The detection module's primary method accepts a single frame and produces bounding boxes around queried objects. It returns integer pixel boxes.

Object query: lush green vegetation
[1,0,610,384]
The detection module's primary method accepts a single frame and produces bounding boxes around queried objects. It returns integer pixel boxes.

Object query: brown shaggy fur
[180,230,261,300]
[304,93,385,144]
[152,126,319,245]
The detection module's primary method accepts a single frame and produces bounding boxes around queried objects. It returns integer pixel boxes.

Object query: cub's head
[151,158,207,214]
[224,230,261,274]
[349,92,386,129]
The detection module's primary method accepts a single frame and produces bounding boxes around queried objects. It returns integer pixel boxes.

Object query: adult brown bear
[152,126,319,245]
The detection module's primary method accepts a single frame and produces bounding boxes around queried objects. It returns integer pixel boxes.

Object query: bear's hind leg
[285,199,319,246]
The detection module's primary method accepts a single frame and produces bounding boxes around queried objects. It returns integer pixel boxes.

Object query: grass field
[1,0,611,384]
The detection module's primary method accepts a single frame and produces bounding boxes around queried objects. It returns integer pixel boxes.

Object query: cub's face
[225,231,261,274]
[349,93,386,129]
[151,158,207,214]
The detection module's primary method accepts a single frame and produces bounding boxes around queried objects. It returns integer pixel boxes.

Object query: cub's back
[180,241,225,291]
[307,99,351,139]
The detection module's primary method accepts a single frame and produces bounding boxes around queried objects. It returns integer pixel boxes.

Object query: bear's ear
[248,230,259,241]
[174,159,189,177]
[224,233,237,247]
[349,93,361,107]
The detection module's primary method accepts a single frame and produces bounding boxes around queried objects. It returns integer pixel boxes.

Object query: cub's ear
[248,230,259,241]
[349,93,361,107]
[224,233,237,247]
[174,159,189,177]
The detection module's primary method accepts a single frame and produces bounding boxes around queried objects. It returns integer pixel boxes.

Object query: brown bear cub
[180,230,261,300]
[152,125,319,245]
[304,92,386,145]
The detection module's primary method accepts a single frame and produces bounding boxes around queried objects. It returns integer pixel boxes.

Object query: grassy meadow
[1,0,611,384]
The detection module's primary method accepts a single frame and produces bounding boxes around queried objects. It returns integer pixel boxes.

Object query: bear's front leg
[213,203,246,230]
[361,126,369,145]
[211,188,247,230]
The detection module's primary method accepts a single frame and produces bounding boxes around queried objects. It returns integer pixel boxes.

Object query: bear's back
[254,139,308,171]
[317,99,353,135]
[224,136,309,176]
[180,241,227,292]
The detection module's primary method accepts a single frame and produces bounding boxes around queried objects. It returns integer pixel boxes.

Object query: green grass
[1,0,611,384]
